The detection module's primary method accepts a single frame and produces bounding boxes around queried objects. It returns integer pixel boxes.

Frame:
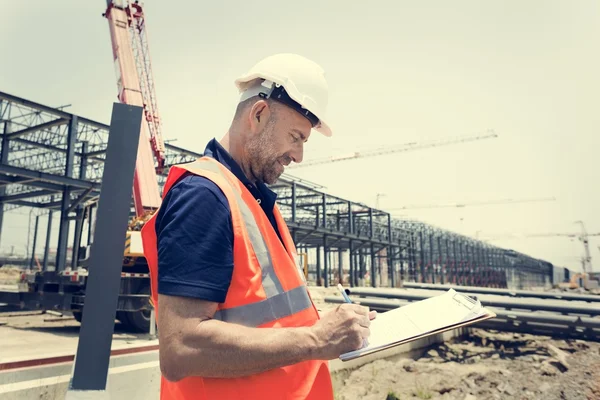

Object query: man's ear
[248,100,271,134]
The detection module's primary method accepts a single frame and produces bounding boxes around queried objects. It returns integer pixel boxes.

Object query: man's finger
[350,304,370,316]
[357,315,371,328]
[369,310,377,320]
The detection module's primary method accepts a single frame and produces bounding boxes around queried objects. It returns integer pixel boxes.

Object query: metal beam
[9,137,102,162]
[6,118,68,139]
[0,91,107,131]
[67,187,94,213]
[0,189,57,202]
[0,164,99,190]
[0,173,100,195]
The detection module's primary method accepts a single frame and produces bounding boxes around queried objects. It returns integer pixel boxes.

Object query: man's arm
[154,174,374,381]
[157,293,373,381]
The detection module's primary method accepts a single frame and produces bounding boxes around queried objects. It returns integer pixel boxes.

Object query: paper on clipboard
[339,289,496,361]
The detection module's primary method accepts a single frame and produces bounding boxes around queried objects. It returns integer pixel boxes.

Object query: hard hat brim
[314,121,332,137]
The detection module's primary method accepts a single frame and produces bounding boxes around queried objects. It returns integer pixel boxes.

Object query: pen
[337,284,352,303]
[337,284,369,348]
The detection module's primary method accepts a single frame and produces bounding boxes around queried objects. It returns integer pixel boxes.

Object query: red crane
[103,0,165,216]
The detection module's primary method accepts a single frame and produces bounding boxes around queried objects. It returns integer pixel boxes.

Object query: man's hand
[311,304,377,359]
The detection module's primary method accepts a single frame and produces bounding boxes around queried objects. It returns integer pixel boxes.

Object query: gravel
[332,329,600,400]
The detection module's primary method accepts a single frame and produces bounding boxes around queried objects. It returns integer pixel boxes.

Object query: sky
[1,0,599,272]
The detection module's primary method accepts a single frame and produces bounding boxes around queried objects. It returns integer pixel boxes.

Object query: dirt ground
[309,286,600,399]
[2,279,599,400]
[0,266,21,285]
[331,329,600,400]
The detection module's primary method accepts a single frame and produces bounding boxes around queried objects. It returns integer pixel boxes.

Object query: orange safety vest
[140,156,334,400]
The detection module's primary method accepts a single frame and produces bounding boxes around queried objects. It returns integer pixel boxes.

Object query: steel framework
[395,220,552,289]
[0,90,553,289]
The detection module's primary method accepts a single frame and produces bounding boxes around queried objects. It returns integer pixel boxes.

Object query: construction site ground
[1,269,600,399]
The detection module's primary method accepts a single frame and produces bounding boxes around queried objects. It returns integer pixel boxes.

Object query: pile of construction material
[325,285,600,341]
[0,266,20,286]
[331,329,600,400]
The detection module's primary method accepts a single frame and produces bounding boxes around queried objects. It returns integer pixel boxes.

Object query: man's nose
[291,145,304,164]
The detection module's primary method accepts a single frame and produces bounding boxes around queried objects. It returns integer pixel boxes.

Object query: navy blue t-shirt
[154,138,283,303]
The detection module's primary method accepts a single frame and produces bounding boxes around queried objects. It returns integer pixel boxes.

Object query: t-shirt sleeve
[154,174,234,303]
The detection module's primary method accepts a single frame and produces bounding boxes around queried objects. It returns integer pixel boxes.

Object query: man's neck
[219,132,257,186]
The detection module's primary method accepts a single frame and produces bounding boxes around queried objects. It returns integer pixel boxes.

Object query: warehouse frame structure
[0,90,553,292]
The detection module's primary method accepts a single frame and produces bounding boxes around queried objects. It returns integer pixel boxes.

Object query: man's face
[246,102,312,185]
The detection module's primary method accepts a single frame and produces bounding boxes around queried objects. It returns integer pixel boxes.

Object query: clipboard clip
[452,292,482,313]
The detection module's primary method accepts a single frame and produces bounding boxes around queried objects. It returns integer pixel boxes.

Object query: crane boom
[481,232,600,240]
[104,0,163,216]
[387,197,557,211]
[127,2,166,172]
[288,129,498,169]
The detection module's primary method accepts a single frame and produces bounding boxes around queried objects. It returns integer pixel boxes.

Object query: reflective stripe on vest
[214,285,312,327]
[184,159,311,327]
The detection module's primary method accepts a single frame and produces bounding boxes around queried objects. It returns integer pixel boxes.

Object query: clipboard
[339,289,496,361]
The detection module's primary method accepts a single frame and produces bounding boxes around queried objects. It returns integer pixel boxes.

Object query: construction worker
[141,53,376,400]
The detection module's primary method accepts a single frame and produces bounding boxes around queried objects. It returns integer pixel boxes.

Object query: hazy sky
[1,0,598,272]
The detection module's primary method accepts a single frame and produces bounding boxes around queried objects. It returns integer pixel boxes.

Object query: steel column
[69,103,143,392]
[321,193,327,228]
[411,233,417,282]
[29,215,40,269]
[291,181,296,223]
[389,245,395,288]
[316,245,321,286]
[43,209,54,271]
[429,233,434,283]
[71,141,88,269]
[349,240,354,287]
[387,214,396,287]
[347,201,353,234]
[338,248,343,284]
[71,208,85,269]
[0,121,10,247]
[438,236,444,284]
[86,205,95,245]
[370,242,376,288]
[419,231,425,283]
[465,244,471,285]
[477,245,484,286]
[323,235,329,288]
[452,240,458,284]
[368,208,373,238]
[55,116,78,273]
[358,246,364,285]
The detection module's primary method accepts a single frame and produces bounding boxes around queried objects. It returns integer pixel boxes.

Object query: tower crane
[386,197,557,211]
[287,129,498,169]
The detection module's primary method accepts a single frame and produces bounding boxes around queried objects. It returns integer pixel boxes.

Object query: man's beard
[246,125,289,185]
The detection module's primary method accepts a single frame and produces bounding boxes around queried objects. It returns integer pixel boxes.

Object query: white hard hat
[234,53,332,137]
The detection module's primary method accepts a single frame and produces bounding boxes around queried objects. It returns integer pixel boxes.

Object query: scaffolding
[0,90,553,290]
